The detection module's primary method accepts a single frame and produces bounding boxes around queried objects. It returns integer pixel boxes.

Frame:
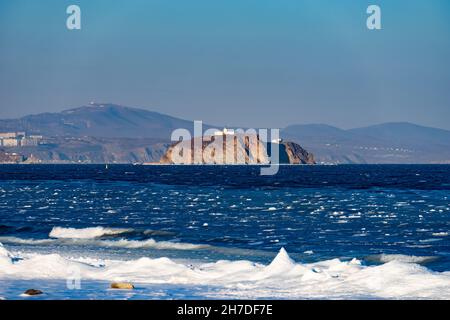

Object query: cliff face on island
[160,134,315,165]
[280,141,316,164]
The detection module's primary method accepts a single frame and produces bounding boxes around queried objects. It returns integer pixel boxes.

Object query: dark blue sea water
[0,164,449,273]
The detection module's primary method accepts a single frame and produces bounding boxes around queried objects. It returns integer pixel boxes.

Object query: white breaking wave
[432,232,448,237]
[366,254,439,265]
[94,238,208,250]
[0,236,207,251]
[0,237,55,245]
[49,227,133,239]
[0,243,12,267]
[1,244,449,299]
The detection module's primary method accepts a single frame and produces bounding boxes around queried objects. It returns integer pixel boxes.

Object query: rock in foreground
[110,282,135,290]
[24,289,43,296]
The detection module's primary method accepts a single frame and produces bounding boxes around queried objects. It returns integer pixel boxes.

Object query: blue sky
[0,0,449,129]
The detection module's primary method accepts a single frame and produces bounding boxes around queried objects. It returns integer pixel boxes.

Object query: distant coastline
[1,103,450,165]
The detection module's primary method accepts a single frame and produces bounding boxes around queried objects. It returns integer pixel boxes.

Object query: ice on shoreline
[1,242,449,299]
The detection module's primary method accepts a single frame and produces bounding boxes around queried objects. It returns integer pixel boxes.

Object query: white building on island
[214,128,236,136]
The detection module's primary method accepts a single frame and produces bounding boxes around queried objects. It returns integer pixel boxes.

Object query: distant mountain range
[1,103,449,164]
[283,122,450,164]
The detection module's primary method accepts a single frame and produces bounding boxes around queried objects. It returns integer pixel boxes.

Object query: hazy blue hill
[0,104,201,163]
[349,122,450,147]
[0,103,196,139]
[283,124,384,145]
[283,124,350,141]
[282,122,450,164]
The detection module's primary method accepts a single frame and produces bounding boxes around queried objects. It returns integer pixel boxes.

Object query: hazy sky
[1,0,449,129]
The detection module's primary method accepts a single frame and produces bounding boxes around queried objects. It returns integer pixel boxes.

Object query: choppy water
[0,165,449,299]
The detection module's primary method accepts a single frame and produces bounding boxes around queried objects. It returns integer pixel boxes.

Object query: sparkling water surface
[0,164,448,269]
[0,165,449,299]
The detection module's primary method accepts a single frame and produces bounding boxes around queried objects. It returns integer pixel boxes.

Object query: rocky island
[160,130,315,165]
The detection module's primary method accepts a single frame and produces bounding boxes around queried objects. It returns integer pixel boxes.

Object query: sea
[0,164,449,300]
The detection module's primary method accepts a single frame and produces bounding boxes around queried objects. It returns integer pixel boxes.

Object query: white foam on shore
[50,227,133,239]
[1,243,449,299]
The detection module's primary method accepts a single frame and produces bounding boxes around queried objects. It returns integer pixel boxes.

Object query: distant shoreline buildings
[0,132,43,147]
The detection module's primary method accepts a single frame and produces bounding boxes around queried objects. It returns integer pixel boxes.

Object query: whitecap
[0,237,55,245]
[93,238,208,250]
[49,226,133,239]
[432,232,448,237]
[0,236,207,251]
[366,254,438,265]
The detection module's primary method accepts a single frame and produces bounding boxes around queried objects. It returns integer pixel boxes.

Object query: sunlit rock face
[160,134,315,165]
